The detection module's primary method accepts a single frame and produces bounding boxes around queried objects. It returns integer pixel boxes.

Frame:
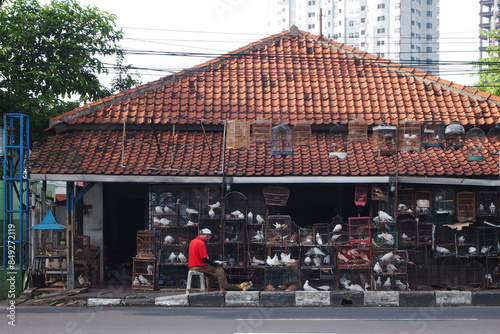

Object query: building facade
[268,0,440,74]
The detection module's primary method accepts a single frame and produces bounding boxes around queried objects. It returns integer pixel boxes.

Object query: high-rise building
[479,0,499,57]
[268,0,440,75]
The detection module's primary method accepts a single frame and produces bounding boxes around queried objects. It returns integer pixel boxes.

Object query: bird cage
[415,190,432,216]
[434,188,455,215]
[270,123,293,156]
[373,122,397,156]
[421,120,445,148]
[476,191,498,217]
[444,120,465,150]
[329,122,348,158]
[397,188,415,216]
[263,186,290,206]
[348,117,367,141]
[336,244,371,268]
[348,216,371,245]
[418,222,434,243]
[398,118,421,153]
[354,183,368,206]
[397,219,418,245]
[487,121,500,155]
[457,191,475,222]
[226,120,250,150]
[292,121,312,146]
[465,125,486,161]
[136,230,156,258]
[252,118,272,143]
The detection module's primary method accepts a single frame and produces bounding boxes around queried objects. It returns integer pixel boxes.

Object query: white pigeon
[273,222,283,229]
[332,224,342,233]
[303,280,318,291]
[331,234,341,242]
[133,276,140,285]
[153,217,161,225]
[364,282,370,291]
[378,210,393,222]
[402,233,410,241]
[323,255,331,264]
[481,246,492,254]
[435,245,451,255]
[164,206,175,214]
[317,285,331,291]
[155,206,164,214]
[339,277,351,287]
[479,204,485,214]
[383,277,391,287]
[160,217,171,225]
[209,207,215,218]
[231,210,242,217]
[280,252,291,263]
[251,230,264,241]
[458,235,465,246]
[380,251,394,263]
[468,247,477,255]
[147,264,154,275]
[138,275,149,284]
[490,202,496,214]
[313,255,321,267]
[266,255,279,266]
[304,255,312,266]
[186,220,197,226]
[208,201,221,209]
[186,208,199,215]
[251,256,266,265]
[177,252,187,263]
[167,252,176,262]
[164,235,175,244]
[373,262,383,274]
[256,214,265,225]
[375,276,382,288]
[316,233,323,245]
[238,213,244,219]
[386,263,397,274]
[312,247,326,256]
[395,280,406,290]
[348,284,364,292]
[247,211,253,223]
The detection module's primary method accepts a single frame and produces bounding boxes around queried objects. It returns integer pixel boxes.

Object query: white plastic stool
[186,270,206,294]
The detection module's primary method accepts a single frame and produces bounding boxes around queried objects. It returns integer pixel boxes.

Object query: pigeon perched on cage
[251,230,264,242]
[316,233,323,245]
[373,262,383,274]
[164,206,175,214]
[177,252,187,263]
[164,235,175,244]
[331,234,341,242]
[323,255,331,264]
[186,208,199,215]
[155,206,164,214]
[266,255,279,266]
[231,210,242,217]
[138,275,150,285]
[256,214,265,225]
[317,285,331,291]
[375,276,382,289]
[458,235,465,246]
[332,224,342,233]
[435,245,451,255]
[133,276,140,285]
[251,256,265,265]
[153,217,161,225]
[208,207,215,218]
[481,245,492,254]
[147,264,154,275]
[208,201,221,209]
[378,211,393,222]
[160,218,171,225]
[312,247,325,256]
[303,280,318,291]
[380,251,394,263]
[468,247,477,255]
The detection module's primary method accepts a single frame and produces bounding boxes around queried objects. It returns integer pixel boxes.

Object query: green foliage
[0,0,140,143]
[473,29,500,96]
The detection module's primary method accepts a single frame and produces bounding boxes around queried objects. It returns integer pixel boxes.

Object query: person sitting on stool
[188,228,246,292]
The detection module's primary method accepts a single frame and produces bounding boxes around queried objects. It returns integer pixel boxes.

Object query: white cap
[200,228,212,235]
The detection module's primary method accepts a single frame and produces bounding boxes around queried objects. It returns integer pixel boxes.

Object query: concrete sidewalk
[4,288,500,307]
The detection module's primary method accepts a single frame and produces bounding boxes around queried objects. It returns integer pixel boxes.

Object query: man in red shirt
[188,228,243,292]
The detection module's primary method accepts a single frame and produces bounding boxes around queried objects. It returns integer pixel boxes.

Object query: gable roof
[27,27,500,184]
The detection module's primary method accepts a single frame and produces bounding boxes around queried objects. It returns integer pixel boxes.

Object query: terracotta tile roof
[49,27,500,129]
[27,27,500,179]
[27,130,500,178]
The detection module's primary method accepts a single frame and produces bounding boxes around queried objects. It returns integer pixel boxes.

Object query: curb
[70,290,500,307]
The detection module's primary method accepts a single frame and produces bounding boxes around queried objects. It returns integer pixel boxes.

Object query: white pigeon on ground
[164,235,175,244]
[383,277,391,287]
[186,208,199,215]
[316,233,323,245]
[251,256,266,265]
[209,207,215,218]
[177,252,187,263]
[208,201,221,209]
[256,214,265,225]
[303,280,318,291]
[332,224,342,233]
[458,235,465,246]
[167,252,176,263]
[378,210,393,222]
[373,262,383,274]
[435,245,451,255]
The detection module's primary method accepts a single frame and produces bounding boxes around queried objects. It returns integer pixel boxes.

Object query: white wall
[82,182,104,282]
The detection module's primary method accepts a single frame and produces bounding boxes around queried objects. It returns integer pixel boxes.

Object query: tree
[473,29,500,96]
[0,0,140,142]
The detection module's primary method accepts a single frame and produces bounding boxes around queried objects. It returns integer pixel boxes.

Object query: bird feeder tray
[263,186,290,206]
[252,118,272,143]
[457,191,476,222]
[292,121,312,146]
[226,120,250,150]
[348,117,368,141]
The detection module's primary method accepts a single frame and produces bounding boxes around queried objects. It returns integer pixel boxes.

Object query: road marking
[235,318,478,321]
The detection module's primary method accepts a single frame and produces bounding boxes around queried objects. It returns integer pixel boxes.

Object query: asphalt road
[2,306,500,334]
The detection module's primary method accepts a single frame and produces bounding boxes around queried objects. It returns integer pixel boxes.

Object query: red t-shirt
[188,236,208,268]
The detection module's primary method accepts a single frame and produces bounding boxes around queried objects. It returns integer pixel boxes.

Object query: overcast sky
[42,0,481,86]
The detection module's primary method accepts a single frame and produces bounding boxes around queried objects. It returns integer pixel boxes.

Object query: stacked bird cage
[265,217,296,247]
[372,250,408,291]
[373,231,398,249]
[337,268,372,291]
[299,227,314,246]
[336,244,371,269]
[312,223,330,246]
[136,230,156,258]
[476,191,498,218]
[348,216,371,245]
[300,245,335,269]
[372,122,397,156]
[397,219,418,247]
[264,266,300,291]
[417,222,434,244]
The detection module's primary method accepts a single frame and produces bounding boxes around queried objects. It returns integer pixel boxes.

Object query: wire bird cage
[373,122,397,156]
[445,120,465,150]
[398,118,421,153]
[415,190,432,216]
[465,125,486,161]
[421,120,445,148]
[397,188,415,216]
[434,188,455,215]
[348,117,367,141]
[329,122,348,158]
[476,191,498,217]
[270,123,293,156]
[226,120,250,150]
[292,121,312,146]
[487,121,500,155]
[252,118,272,143]
[457,191,476,222]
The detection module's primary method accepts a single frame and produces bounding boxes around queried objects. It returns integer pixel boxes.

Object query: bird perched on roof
[186,208,199,215]
[256,214,265,225]
[237,281,253,291]
[208,201,221,209]
[378,211,393,222]
[303,280,318,291]
[332,224,342,233]
[315,233,323,245]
